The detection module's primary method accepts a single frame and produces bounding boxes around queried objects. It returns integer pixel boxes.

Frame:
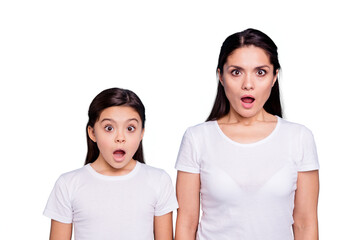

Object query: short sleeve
[297,127,320,172]
[175,128,200,173]
[43,176,73,223]
[154,171,178,216]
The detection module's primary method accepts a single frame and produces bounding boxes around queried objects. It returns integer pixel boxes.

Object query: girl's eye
[231,69,241,76]
[257,69,266,76]
[127,126,135,132]
[105,126,114,131]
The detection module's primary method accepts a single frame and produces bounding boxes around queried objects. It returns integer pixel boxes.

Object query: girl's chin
[113,157,126,163]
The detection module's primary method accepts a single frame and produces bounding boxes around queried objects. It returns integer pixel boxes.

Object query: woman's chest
[198,143,298,204]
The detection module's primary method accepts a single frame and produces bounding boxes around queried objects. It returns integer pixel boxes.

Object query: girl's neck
[91,158,137,176]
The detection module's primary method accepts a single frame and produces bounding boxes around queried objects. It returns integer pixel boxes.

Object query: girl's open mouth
[113,149,126,162]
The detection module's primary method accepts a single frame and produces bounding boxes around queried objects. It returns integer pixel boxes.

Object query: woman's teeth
[241,97,254,103]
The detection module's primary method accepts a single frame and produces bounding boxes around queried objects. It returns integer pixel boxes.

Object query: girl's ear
[88,126,97,142]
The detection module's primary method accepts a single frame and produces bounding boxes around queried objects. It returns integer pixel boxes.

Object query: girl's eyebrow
[100,118,139,123]
[128,118,139,123]
[100,118,114,123]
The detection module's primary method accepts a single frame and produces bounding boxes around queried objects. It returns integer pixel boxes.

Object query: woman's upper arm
[154,212,173,240]
[175,170,200,240]
[49,219,72,240]
[293,170,319,239]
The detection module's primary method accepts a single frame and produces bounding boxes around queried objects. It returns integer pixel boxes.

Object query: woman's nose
[242,74,254,90]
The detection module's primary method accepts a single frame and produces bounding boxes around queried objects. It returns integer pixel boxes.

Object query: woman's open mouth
[241,95,255,109]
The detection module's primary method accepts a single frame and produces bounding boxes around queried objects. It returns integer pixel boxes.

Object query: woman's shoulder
[183,121,217,136]
[278,117,314,135]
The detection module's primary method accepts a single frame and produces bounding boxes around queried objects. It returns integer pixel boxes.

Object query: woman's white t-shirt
[175,117,319,240]
[44,161,178,240]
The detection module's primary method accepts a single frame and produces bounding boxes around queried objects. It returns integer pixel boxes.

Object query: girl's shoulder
[137,163,175,189]
[138,163,169,179]
[56,165,89,184]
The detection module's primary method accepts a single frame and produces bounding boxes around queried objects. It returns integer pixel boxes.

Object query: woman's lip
[241,94,255,100]
[241,95,255,109]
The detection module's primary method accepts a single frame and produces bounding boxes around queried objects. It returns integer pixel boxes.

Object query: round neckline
[85,161,141,181]
[214,115,281,147]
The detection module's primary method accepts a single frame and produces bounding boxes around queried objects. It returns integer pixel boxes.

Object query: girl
[175,29,319,240]
[44,88,178,240]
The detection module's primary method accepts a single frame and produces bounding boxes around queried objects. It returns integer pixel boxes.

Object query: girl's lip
[113,149,126,162]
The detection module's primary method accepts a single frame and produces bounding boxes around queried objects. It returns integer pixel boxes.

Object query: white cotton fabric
[44,161,178,240]
[175,116,319,240]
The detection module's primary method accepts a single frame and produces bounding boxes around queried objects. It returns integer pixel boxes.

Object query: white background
[0,0,359,239]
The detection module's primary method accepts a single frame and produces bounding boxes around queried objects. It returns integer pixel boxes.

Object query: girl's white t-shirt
[44,162,178,240]
[175,117,319,240]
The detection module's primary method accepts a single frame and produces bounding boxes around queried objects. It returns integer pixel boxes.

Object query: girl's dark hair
[85,88,146,165]
[207,28,282,121]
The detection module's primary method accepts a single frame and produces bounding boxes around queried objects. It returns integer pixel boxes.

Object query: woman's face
[219,45,278,119]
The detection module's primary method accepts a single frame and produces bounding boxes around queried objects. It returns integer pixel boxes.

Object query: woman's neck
[219,108,275,126]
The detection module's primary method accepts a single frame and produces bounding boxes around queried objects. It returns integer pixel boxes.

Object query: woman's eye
[231,69,241,76]
[105,126,113,131]
[257,69,266,76]
[127,126,135,132]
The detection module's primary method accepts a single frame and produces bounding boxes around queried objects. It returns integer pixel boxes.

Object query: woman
[175,29,319,240]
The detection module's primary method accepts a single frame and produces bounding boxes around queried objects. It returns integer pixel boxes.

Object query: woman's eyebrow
[255,65,271,69]
[226,65,244,70]
[226,65,271,70]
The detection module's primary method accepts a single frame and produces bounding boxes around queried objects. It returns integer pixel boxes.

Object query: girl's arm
[293,170,319,240]
[154,212,173,240]
[175,171,200,240]
[49,219,72,240]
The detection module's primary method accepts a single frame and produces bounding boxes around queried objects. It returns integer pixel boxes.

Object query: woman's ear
[140,128,145,141]
[272,69,279,87]
[218,69,224,86]
[88,126,97,142]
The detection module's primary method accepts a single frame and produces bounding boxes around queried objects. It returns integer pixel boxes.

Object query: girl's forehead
[98,106,141,122]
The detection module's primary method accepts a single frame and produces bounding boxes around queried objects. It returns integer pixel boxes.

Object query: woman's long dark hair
[207,28,282,121]
[85,88,146,165]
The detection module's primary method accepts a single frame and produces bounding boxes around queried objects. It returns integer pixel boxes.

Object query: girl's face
[88,106,144,174]
[219,45,278,119]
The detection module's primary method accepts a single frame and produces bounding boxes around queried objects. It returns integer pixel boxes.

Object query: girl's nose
[115,132,125,143]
